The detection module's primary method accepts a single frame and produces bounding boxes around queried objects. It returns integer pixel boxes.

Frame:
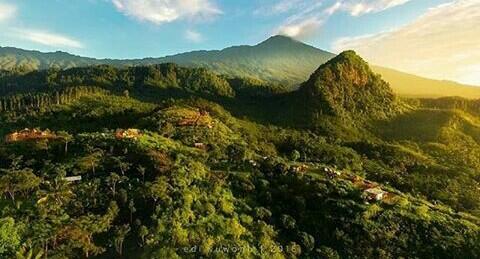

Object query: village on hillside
[5,128,393,203]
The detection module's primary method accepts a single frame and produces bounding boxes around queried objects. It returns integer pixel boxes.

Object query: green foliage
[300,50,397,121]
[3,37,480,99]
[0,49,480,258]
[0,217,21,255]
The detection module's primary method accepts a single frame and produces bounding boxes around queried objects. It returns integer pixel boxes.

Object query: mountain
[0,35,336,85]
[371,65,480,99]
[1,51,480,258]
[0,47,101,70]
[159,35,335,84]
[300,50,396,120]
[2,36,479,98]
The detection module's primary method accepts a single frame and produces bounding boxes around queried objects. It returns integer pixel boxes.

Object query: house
[248,160,258,167]
[194,143,207,150]
[324,167,341,179]
[115,129,141,139]
[64,176,82,182]
[292,164,309,174]
[5,128,57,143]
[364,188,387,201]
[177,110,214,128]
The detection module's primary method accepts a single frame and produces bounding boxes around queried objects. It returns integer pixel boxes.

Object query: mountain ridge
[1,35,479,98]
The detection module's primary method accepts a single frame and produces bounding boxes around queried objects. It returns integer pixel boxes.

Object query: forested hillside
[2,35,479,98]
[1,51,480,258]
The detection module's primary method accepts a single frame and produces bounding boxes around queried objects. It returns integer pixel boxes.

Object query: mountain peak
[256,35,303,47]
[301,50,397,120]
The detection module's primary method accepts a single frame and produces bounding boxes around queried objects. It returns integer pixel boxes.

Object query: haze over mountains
[1,35,479,99]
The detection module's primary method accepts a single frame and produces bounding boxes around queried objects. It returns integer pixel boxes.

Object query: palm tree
[57,131,73,154]
[113,225,131,256]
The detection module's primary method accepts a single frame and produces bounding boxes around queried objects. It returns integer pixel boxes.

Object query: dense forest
[1,50,480,258]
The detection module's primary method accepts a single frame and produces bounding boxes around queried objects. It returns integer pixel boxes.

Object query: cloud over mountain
[271,0,411,40]
[13,29,83,49]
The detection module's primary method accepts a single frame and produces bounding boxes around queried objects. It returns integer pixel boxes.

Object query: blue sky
[0,0,479,85]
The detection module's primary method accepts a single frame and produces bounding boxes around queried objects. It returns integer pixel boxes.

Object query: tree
[128,199,136,223]
[0,168,41,202]
[138,225,148,247]
[290,150,301,162]
[106,172,125,197]
[280,214,296,230]
[57,131,73,154]
[112,157,131,176]
[137,165,146,183]
[113,225,130,256]
[226,144,247,168]
[81,145,104,174]
[0,217,21,256]
[15,243,44,259]
[298,232,315,252]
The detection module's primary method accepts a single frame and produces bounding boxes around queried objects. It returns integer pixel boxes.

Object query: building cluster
[115,129,141,140]
[323,167,389,202]
[194,142,207,150]
[291,164,309,174]
[323,167,342,179]
[349,175,389,201]
[177,110,214,129]
[5,128,57,143]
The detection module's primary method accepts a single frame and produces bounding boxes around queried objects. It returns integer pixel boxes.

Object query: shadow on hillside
[372,109,454,142]
[130,86,310,129]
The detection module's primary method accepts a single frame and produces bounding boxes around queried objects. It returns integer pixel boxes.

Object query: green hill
[2,36,479,98]
[0,63,236,98]
[1,57,480,257]
[300,51,397,120]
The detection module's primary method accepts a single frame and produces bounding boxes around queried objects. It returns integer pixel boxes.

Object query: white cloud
[333,0,480,85]
[112,0,222,25]
[0,2,16,21]
[271,0,303,14]
[185,29,203,43]
[273,1,325,39]
[324,2,342,15]
[278,17,323,39]
[271,0,409,40]
[14,29,84,49]
[253,0,303,16]
[343,0,411,16]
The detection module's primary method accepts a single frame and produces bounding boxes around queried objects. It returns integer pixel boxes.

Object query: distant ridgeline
[0,36,335,86]
[2,36,480,99]
[413,97,480,116]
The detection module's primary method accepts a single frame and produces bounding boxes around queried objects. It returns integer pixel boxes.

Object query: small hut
[116,129,141,140]
[364,188,387,201]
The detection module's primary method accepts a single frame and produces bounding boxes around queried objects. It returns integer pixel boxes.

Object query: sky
[0,0,479,85]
